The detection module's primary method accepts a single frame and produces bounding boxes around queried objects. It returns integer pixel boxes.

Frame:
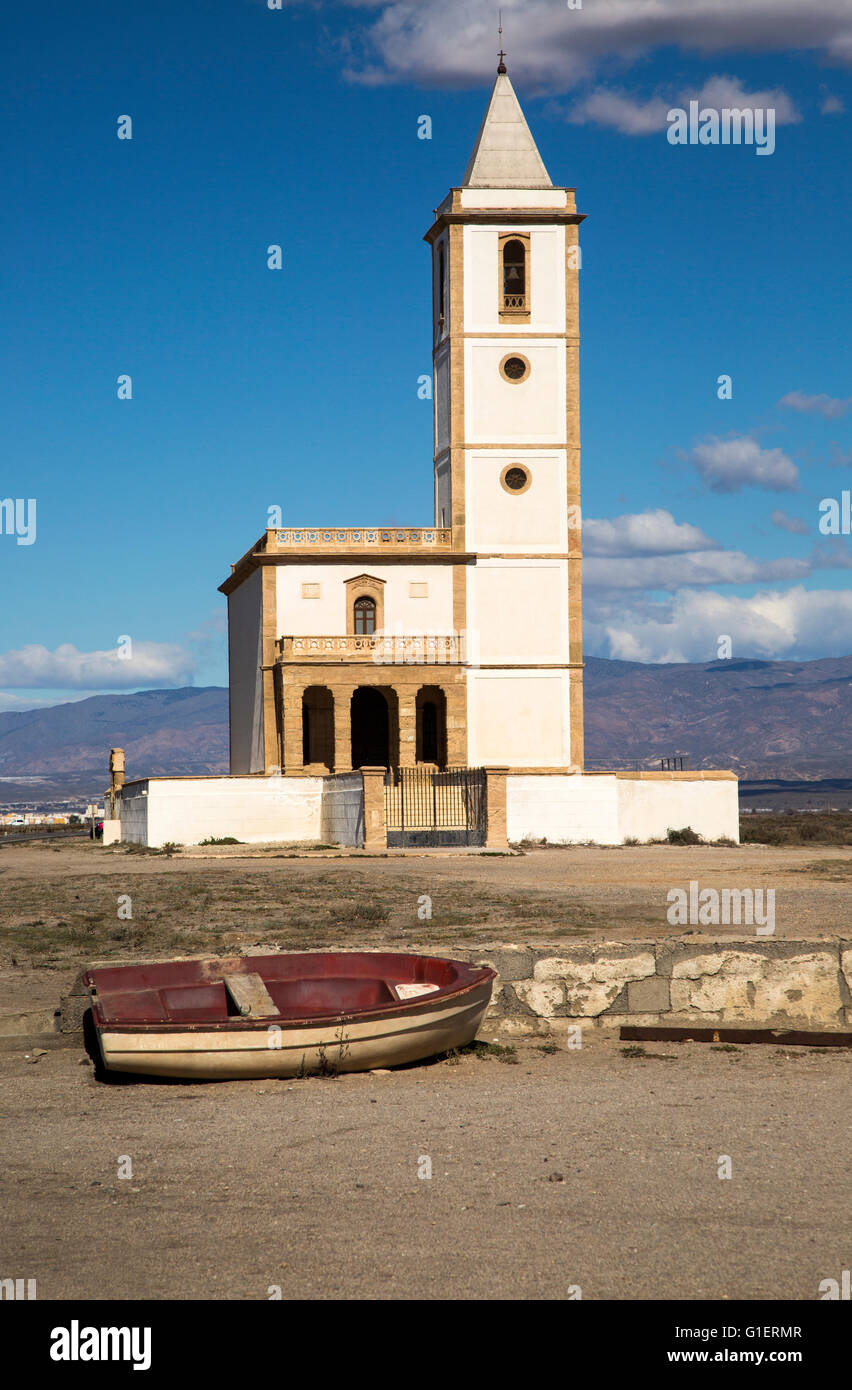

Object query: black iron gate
[384,767,486,848]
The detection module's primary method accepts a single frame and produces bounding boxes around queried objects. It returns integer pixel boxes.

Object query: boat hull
[97,983,491,1079]
[85,953,495,1080]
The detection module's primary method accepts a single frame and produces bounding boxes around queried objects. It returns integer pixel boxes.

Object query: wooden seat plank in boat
[223,972,279,1018]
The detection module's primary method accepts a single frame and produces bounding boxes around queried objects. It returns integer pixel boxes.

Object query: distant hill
[584,655,852,779]
[1,656,851,802]
[0,688,229,791]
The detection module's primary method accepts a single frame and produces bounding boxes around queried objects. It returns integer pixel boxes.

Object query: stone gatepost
[484,766,509,849]
[360,767,387,850]
[106,748,125,820]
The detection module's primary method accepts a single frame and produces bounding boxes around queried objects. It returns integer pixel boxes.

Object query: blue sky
[1,0,851,708]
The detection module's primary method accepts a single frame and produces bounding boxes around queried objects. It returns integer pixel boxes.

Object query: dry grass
[741,812,852,846]
[0,852,600,966]
[794,858,852,880]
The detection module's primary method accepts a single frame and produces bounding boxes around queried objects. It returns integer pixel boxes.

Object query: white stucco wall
[276,562,455,637]
[508,774,619,844]
[469,671,570,766]
[228,568,264,774]
[469,561,569,664]
[435,346,450,456]
[119,777,324,848]
[466,451,568,553]
[460,189,568,210]
[463,225,565,335]
[616,777,740,844]
[465,339,565,444]
[506,775,740,846]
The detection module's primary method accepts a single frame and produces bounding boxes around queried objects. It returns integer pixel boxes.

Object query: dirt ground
[1,1032,849,1301]
[1,837,850,1302]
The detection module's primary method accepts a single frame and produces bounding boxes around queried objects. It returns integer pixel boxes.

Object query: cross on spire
[497,9,506,74]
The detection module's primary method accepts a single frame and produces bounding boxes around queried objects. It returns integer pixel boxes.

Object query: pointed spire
[462,69,552,189]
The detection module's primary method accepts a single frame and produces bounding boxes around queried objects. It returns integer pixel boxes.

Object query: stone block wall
[466,940,852,1033]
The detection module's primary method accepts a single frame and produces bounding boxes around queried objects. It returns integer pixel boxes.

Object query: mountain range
[1,655,850,802]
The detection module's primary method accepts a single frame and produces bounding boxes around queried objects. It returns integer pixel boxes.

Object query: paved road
[1,1032,848,1300]
[0,829,87,847]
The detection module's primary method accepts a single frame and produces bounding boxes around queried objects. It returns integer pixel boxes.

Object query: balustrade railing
[267,527,451,550]
[277,634,465,664]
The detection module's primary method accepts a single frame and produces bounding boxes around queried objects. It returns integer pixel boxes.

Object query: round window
[499,352,530,384]
[500,464,532,495]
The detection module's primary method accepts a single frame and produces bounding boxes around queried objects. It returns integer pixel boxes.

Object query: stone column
[107,748,125,820]
[398,690,417,768]
[109,747,125,790]
[360,767,387,850]
[333,684,353,774]
[484,766,509,849]
[282,682,304,775]
[446,683,467,767]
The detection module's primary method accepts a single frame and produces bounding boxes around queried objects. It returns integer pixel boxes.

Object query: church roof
[462,70,552,189]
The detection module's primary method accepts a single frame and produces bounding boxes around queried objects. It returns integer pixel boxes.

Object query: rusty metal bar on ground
[620,1025,852,1048]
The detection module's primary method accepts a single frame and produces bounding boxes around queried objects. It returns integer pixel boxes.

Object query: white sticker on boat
[395,982,441,1000]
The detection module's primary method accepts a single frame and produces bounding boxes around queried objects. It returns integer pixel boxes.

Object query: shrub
[667,826,701,845]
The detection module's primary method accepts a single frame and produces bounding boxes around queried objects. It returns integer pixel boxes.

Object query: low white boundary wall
[320,774,364,847]
[119,776,325,848]
[507,773,739,845]
[117,769,739,849]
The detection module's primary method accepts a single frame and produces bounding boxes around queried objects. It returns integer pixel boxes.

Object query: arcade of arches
[280,673,464,773]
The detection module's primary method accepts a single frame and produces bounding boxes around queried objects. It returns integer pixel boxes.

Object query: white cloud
[770,508,810,535]
[582,508,852,591]
[779,390,852,419]
[821,91,845,113]
[586,585,852,663]
[568,75,800,135]
[329,2,852,88]
[688,435,799,492]
[0,642,197,690]
[567,90,670,136]
[693,75,800,123]
[585,549,812,592]
[583,509,719,557]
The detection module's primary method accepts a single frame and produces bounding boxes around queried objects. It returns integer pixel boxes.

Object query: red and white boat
[83,952,496,1080]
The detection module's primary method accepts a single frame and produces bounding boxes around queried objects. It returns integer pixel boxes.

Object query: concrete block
[626,976,671,1014]
[475,946,534,981]
[512,980,565,1017]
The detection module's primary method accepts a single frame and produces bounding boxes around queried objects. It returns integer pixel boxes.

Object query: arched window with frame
[354,596,377,635]
[499,233,530,321]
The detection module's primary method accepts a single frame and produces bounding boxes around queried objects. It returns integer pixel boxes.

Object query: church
[221,63,584,780]
[108,63,738,849]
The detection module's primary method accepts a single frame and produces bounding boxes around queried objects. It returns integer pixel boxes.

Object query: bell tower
[424,62,586,769]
